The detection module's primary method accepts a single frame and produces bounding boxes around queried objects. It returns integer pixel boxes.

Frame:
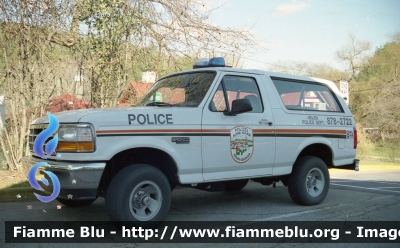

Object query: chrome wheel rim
[305,168,325,197]
[129,180,162,221]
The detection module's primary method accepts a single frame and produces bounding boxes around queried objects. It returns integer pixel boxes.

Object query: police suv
[26,57,359,224]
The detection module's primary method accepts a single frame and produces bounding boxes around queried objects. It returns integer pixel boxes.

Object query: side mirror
[225,99,253,116]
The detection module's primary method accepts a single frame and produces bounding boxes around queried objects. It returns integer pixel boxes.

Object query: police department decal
[230,126,254,163]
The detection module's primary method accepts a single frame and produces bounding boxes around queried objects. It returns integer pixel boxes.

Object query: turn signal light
[57,142,94,152]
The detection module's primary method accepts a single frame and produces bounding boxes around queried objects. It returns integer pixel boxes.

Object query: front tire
[106,164,171,226]
[288,156,329,206]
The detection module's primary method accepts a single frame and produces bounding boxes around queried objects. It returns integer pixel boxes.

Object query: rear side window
[271,78,342,112]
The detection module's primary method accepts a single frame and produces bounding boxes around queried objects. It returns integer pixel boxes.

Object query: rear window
[271,78,342,112]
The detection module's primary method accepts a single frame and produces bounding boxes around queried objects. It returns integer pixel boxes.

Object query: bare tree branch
[336,34,371,81]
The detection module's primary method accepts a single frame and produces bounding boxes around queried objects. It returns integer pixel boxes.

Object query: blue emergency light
[193,57,228,69]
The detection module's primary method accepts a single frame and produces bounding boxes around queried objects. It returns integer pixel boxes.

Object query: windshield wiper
[145,102,173,107]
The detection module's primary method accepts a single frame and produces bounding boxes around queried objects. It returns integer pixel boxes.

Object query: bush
[356,125,376,158]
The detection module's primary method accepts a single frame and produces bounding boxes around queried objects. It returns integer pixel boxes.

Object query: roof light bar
[193,57,227,69]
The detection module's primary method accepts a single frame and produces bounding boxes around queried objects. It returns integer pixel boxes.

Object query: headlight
[57,124,95,152]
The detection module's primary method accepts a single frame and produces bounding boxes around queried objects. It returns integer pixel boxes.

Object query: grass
[8,181,30,188]
[356,128,400,163]
[0,169,30,190]
[357,145,400,163]
[0,180,30,190]
[373,145,400,160]
[357,162,400,170]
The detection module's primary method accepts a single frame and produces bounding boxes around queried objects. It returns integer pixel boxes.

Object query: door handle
[259,119,273,125]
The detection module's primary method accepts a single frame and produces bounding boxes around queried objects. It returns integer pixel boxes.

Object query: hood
[32,107,154,124]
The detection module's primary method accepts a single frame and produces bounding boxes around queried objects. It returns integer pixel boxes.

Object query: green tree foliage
[351,34,400,143]
[357,37,400,83]
[0,1,76,170]
[67,0,259,107]
[0,0,258,170]
[75,0,143,107]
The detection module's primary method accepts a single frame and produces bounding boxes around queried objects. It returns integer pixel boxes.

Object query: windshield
[137,71,216,107]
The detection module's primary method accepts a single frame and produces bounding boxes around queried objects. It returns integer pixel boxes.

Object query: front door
[201,72,276,181]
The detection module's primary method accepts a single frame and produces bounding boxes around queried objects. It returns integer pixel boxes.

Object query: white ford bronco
[25,57,359,224]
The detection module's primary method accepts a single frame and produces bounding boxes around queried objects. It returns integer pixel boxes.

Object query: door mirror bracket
[224,99,253,116]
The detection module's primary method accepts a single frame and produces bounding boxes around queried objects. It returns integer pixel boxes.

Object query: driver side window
[209,75,263,113]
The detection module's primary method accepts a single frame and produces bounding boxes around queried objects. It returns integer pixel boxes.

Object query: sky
[207,0,400,71]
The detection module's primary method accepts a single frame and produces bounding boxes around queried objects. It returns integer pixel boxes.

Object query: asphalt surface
[1,165,400,247]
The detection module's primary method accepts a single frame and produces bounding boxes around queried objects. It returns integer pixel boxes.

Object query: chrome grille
[29,124,56,155]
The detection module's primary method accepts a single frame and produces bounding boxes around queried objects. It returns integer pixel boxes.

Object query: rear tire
[288,156,329,205]
[106,164,171,227]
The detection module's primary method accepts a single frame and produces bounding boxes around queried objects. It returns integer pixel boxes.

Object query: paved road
[1,166,400,247]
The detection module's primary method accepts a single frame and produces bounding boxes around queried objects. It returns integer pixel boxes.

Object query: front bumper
[22,156,106,200]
